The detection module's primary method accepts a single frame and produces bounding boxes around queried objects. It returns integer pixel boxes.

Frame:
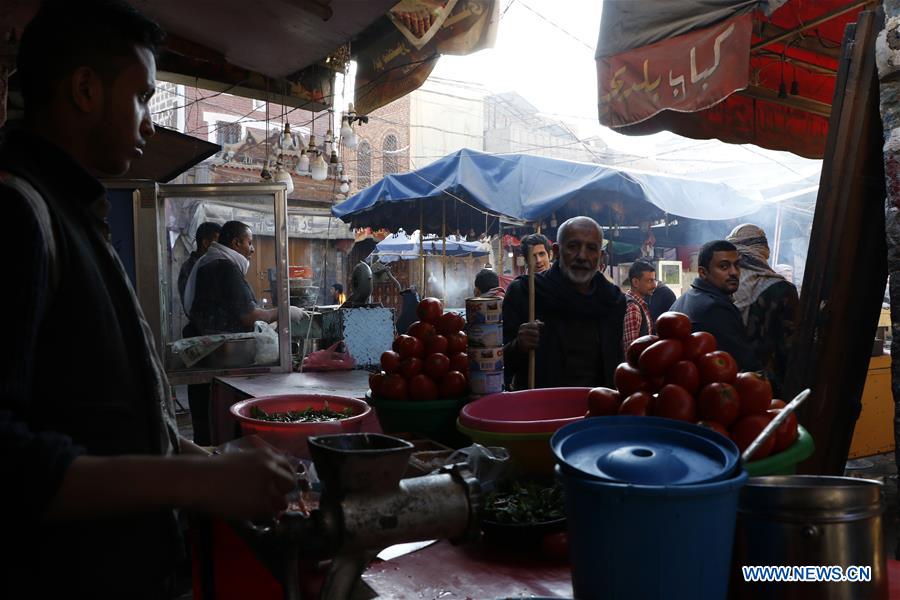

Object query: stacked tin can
[465,296,504,395]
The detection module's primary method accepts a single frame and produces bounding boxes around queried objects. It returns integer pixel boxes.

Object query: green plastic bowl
[457,420,558,477]
[367,391,469,447]
[745,424,814,476]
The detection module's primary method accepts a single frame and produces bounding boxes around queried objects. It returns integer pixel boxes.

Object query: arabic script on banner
[597,13,752,128]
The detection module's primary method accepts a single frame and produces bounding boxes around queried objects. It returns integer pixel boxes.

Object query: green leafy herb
[249,405,353,423]
[483,481,564,525]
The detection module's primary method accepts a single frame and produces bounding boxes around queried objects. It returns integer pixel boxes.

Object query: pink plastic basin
[458,387,590,434]
[230,394,371,457]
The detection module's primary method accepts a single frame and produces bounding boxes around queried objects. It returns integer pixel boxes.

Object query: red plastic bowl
[230,394,371,457]
[458,388,590,434]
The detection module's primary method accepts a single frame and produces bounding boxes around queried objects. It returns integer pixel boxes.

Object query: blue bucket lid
[550,416,740,486]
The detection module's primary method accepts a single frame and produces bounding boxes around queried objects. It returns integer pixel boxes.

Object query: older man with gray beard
[503,217,626,390]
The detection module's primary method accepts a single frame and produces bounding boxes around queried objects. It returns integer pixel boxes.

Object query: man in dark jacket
[670,240,761,371]
[503,217,625,389]
[1,3,294,598]
[178,221,220,315]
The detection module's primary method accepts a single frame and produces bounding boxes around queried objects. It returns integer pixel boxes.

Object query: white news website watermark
[742,565,872,583]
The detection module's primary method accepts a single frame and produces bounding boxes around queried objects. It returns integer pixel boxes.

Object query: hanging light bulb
[346,131,358,149]
[311,153,328,181]
[339,176,350,194]
[551,212,558,227]
[307,134,318,154]
[340,116,353,144]
[274,157,294,195]
[324,129,334,156]
[281,122,292,148]
[297,149,310,174]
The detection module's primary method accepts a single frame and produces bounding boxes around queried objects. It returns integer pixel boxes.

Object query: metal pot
[730,475,887,600]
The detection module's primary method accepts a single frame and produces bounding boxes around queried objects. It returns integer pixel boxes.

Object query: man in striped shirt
[623,260,657,351]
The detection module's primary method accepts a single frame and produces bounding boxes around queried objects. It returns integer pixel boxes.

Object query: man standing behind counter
[671,240,761,372]
[503,217,625,389]
[1,2,294,598]
[185,220,279,334]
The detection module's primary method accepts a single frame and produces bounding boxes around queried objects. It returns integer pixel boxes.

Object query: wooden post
[419,206,426,296]
[527,248,536,390]
[442,198,447,305]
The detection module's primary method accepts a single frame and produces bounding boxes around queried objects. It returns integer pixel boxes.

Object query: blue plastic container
[558,465,748,600]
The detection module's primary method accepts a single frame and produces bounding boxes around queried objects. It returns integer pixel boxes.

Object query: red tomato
[392,337,401,352]
[626,334,659,368]
[654,384,696,422]
[407,320,436,341]
[696,351,737,385]
[770,399,786,410]
[446,332,468,354]
[369,371,385,396]
[540,532,569,562]
[437,312,465,336]
[424,353,450,380]
[449,352,468,374]
[767,408,799,453]
[656,312,692,340]
[614,362,650,398]
[664,360,700,395]
[731,414,776,459]
[426,334,449,356]
[440,371,468,398]
[733,372,773,416]
[379,374,408,401]
[380,351,401,374]
[619,391,652,416]
[417,297,443,324]
[399,357,423,379]
[696,420,730,439]
[587,387,621,416]
[682,331,717,362]
[638,339,683,377]
[395,335,424,359]
[697,382,741,426]
[408,374,439,401]
[646,376,666,393]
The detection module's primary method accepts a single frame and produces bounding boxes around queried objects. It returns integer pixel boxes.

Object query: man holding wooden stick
[502,217,625,390]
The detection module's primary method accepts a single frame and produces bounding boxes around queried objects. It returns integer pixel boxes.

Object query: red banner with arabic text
[598,13,752,128]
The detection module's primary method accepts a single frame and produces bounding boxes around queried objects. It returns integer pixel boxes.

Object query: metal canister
[468,346,504,372]
[469,370,504,395]
[465,296,502,325]
[466,323,503,348]
[731,475,887,600]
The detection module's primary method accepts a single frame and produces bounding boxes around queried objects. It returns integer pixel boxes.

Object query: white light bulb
[311,154,328,181]
[340,118,353,144]
[346,132,358,149]
[274,165,294,194]
[507,251,514,258]
[297,152,310,174]
[339,181,350,194]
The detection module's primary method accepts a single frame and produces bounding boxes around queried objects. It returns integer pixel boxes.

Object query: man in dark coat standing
[671,240,761,371]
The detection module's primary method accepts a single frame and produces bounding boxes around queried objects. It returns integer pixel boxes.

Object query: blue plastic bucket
[558,464,748,600]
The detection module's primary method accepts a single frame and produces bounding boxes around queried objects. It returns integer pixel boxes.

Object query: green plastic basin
[367,391,469,447]
[745,424,814,476]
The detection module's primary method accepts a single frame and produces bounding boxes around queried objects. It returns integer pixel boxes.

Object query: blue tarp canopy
[369,230,490,263]
[332,148,766,234]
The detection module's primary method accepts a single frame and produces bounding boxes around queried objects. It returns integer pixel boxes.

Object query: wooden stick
[527,247,536,390]
[419,206,425,296]
[441,198,447,305]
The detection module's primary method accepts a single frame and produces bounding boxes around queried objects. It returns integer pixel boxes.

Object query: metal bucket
[731,475,887,600]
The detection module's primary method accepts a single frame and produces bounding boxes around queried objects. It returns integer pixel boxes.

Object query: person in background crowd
[726,224,799,395]
[0,2,294,598]
[474,268,505,298]
[519,233,552,274]
[178,222,221,316]
[623,260,657,351]
[649,282,677,324]
[671,240,761,372]
[503,217,625,389]
[330,283,345,305]
[185,220,279,334]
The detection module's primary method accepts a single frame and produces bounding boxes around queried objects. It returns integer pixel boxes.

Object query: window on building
[216,121,241,145]
[382,134,399,175]
[252,99,266,111]
[357,141,372,189]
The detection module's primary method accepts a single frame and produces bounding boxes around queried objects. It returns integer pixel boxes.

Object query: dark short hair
[195,222,222,244]
[219,221,251,248]
[474,268,500,293]
[520,233,551,257]
[628,260,655,283]
[698,240,738,270]
[331,283,343,292]
[18,0,165,115]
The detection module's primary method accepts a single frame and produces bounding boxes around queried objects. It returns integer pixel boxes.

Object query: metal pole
[772,204,783,266]
[420,205,426,296]
[442,198,447,305]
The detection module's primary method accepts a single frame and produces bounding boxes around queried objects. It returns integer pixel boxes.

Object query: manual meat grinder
[235,433,483,600]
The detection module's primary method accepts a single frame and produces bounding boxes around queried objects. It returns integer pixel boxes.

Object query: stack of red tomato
[586,311,798,460]
[369,297,470,402]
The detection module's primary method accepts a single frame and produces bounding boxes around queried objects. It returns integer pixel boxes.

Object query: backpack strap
[0,171,60,298]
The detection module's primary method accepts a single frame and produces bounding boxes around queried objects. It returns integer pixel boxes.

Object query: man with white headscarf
[726,223,799,396]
